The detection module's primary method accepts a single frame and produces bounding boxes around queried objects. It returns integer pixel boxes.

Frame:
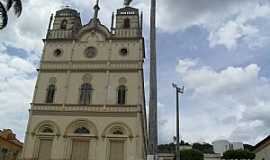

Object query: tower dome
[46,7,82,40]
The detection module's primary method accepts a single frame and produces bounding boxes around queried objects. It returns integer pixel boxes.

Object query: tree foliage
[158,140,191,153]
[192,143,214,154]
[222,150,256,160]
[158,143,175,153]
[180,149,204,160]
[243,144,255,152]
[0,0,22,29]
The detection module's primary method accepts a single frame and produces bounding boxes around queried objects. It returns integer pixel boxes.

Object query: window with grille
[80,83,93,105]
[117,85,126,105]
[46,84,56,103]
[123,18,130,28]
[60,20,68,29]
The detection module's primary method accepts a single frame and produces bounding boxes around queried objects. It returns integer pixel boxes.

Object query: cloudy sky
[1,0,270,145]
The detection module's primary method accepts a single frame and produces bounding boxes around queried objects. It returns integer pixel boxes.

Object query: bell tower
[114,6,143,38]
[46,7,82,39]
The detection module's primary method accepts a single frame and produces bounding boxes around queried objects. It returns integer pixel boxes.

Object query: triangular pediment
[77,19,111,40]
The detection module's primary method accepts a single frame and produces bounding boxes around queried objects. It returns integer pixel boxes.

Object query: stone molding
[31,104,141,113]
[39,61,143,72]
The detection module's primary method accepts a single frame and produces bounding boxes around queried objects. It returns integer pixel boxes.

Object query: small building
[0,129,23,160]
[213,140,231,155]
[212,140,244,155]
[254,136,270,160]
[232,142,244,150]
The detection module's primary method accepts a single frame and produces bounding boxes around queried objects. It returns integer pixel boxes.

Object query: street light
[172,83,184,160]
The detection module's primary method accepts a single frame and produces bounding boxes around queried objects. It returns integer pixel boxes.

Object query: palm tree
[0,0,22,29]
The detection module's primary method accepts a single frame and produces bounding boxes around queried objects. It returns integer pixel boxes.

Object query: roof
[254,135,270,153]
[56,7,80,17]
[0,129,23,147]
[117,6,139,15]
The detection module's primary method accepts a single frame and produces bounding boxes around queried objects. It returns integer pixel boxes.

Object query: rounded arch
[117,85,127,105]
[32,120,61,136]
[60,19,68,29]
[65,119,98,136]
[123,18,130,28]
[102,122,133,138]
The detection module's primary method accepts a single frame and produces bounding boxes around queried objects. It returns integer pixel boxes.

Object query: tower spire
[93,0,100,22]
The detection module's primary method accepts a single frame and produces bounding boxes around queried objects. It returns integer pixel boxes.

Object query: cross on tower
[124,0,132,7]
[93,0,100,21]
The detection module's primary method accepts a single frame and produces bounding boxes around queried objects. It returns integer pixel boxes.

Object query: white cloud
[175,59,270,144]
[156,0,270,49]
[0,0,63,53]
[0,45,36,141]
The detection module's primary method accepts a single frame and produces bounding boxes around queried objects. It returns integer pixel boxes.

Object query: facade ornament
[49,77,57,85]
[119,77,127,85]
[82,74,93,83]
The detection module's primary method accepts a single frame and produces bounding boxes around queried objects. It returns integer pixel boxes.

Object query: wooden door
[109,141,124,160]
[71,140,89,160]
[38,139,53,160]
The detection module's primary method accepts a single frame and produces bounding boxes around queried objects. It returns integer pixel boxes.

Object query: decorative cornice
[39,61,143,72]
[31,104,141,115]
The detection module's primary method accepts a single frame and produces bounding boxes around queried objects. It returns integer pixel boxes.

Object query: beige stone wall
[23,114,144,160]
[256,145,270,160]
[23,5,146,160]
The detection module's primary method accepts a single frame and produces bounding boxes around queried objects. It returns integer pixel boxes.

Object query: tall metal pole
[176,88,180,160]
[149,0,158,159]
[172,83,184,160]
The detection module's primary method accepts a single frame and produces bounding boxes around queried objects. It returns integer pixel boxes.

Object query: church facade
[22,2,147,160]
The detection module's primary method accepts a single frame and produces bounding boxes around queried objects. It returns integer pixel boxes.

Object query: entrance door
[38,139,53,160]
[109,141,124,160]
[71,140,89,160]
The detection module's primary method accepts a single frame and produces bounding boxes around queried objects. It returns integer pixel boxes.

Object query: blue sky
[1,0,270,145]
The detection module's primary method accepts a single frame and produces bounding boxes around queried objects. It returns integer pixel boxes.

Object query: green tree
[158,143,175,153]
[222,150,256,160]
[0,0,22,29]
[244,144,255,152]
[180,149,204,160]
[192,143,214,154]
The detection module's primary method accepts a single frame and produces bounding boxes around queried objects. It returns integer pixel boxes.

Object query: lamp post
[172,83,184,160]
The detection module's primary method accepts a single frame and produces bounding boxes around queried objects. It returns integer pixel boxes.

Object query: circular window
[84,47,97,58]
[54,49,63,57]
[120,48,128,56]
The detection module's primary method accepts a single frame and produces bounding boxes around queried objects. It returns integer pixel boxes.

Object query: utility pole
[149,0,158,159]
[172,83,184,160]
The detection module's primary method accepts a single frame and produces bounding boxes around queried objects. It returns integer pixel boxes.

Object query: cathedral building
[22,1,147,160]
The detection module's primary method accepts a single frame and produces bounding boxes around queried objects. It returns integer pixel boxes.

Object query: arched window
[74,127,90,134]
[46,84,56,103]
[80,83,93,105]
[117,85,126,105]
[41,127,54,133]
[60,20,68,29]
[123,18,130,29]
